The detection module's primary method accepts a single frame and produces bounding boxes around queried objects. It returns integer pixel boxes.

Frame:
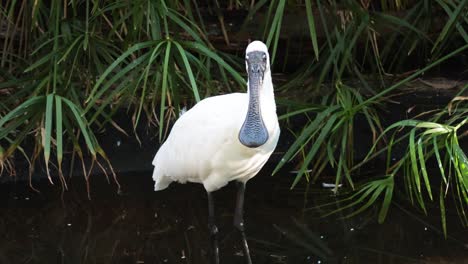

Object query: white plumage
[152,41,280,192]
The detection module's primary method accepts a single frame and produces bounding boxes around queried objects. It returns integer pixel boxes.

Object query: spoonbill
[152,40,280,264]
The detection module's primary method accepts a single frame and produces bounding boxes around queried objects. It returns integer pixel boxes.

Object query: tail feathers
[154,178,171,191]
[152,168,171,191]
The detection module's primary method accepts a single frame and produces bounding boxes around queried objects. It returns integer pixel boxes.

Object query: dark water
[1,167,467,264]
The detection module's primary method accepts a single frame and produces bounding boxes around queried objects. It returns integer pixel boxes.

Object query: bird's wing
[152,93,248,182]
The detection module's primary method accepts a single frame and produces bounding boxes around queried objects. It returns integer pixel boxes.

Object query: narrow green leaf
[409,128,422,194]
[87,41,157,102]
[361,44,468,109]
[62,98,96,155]
[135,41,166,126]
[291,114,338,188]
[0,109,36,139]
[422,127,452,135]
[432,0,468,53]
[278,106,322,120]
[166,9,204,44]
[346,185,386,218]
[433,136,447,184]
[265,0,285,64]
[378,177,394,223]
[58,35,84,63]
[338,19,368,77]
[305,0,319,60]
[454,145,468,196]
[44,94,54,164]
[183,41,244,86]
[174,42,200,102]
[265,0,284,46]
[55,96,63,165]
[159,41,172,142]
[364,120,420,163]
[273,105,340,175]
[84,51,152,113]
[0,95,44,128]
[416,121,448,129]
[324,184,378,216]
[24,53,55,73]
[417,137,433,200]
[440,184,447,238]
[373,12,428,40]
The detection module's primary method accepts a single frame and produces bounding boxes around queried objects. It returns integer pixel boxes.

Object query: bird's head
[245,41,270,85]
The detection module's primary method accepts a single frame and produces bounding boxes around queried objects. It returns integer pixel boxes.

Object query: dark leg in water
[234,182,252,264]
[207,192,219,264]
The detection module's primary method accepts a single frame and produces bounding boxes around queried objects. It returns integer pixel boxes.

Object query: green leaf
[24,53,55,73]
[432,0,468,53]
[55,96,63,165]
[292,113,338,188]
[409,128,422,194]
[85,51,153,114]
[433,136,447,184]
[135,41,166,126]
[174,42,200,102]
[166,9,204,44]
[373,12,428,40]
[159,41,172,142]
[0,96,45,129]
[440,184,447,238]
[87,41,158,102]
[305,0,319,60]
[361,44,468,109]
[184,41,244,86]
[378,177,394,223]
[273,105,340,175]
[62,98,96,156]
[346,185,386,218]
[265,0,285,64]
[44,94,54,164]
[417,137,433,200]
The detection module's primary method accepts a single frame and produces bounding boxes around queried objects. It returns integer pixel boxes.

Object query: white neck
[259,70,276,114]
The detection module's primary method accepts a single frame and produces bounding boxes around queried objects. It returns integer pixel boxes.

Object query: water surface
[1,168,467,264]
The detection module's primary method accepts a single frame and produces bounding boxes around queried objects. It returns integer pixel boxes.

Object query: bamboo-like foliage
[83,0,245,141]
[355,86,468,235]
[269,0,468,231]
[0,0,244,192]
[274,84,383,192]
[0,0,467,229]
[0,0,124,193]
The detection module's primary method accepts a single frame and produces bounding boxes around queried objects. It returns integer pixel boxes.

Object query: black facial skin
[238,51,269,148]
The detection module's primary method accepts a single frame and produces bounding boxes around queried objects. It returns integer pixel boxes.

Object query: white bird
[152,40,280,264]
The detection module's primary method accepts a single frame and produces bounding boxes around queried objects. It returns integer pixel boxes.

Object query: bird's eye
[262,54,267,61]
[245,55,249,60]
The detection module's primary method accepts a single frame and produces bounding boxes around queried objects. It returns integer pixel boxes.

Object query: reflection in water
[0,169,467,264]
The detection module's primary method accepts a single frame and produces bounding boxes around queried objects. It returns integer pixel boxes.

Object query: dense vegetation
[0,0,467,234]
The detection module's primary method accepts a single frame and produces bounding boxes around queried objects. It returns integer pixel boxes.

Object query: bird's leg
[234,182,252,264]
[207,192,220,264]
